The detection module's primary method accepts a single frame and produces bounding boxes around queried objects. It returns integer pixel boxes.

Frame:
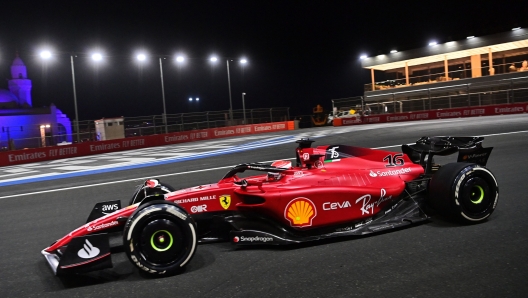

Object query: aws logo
[284,197,317,227]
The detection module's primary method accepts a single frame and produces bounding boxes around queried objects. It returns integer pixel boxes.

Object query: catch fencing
[0,107,290,151]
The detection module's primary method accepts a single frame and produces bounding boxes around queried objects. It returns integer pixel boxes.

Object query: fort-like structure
[0,56,72,150]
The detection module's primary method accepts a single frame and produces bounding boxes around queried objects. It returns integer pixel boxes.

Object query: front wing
[42,233,113,275]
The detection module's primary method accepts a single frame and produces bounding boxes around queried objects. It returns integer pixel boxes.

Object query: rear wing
[402,136,493,173]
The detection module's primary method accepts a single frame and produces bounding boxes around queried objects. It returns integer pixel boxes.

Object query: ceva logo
[77,239,100,259]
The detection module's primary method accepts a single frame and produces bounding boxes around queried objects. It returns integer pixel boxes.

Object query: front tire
[123,201,197,276]
[429,163,498,223]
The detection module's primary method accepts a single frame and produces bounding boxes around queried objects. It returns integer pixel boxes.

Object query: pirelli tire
[123,201,197,276]
[429,163,499,224]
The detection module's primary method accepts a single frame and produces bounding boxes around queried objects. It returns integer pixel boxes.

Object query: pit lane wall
[0,121,294,167]
[333,103,528,126]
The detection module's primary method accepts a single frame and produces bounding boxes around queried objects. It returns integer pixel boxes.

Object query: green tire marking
[150,230,174,252]
[470,185,484,204]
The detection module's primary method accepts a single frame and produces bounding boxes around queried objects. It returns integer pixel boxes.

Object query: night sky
[0,1,523,121]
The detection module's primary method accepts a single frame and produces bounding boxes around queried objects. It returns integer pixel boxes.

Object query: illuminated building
[0,55,72,150]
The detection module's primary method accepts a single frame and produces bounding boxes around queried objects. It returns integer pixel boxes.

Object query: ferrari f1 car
[42,136,498,276]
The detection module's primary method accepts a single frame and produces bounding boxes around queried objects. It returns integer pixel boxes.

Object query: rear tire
[429,163,498,223]
[123,201,197,276]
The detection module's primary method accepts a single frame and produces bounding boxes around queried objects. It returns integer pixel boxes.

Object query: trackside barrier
[334,103,528,126]
[0,121,294,167]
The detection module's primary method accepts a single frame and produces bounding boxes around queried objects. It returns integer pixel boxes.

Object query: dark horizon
[0,1,523,120]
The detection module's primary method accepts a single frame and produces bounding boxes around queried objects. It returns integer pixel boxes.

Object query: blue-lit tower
[8,55,33,107]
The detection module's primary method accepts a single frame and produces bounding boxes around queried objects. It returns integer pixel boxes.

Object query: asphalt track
[1,114,528,298]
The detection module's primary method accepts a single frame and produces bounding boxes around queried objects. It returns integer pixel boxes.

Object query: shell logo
[284,197,317,227]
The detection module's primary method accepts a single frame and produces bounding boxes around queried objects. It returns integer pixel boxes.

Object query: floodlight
[40,51,52,59]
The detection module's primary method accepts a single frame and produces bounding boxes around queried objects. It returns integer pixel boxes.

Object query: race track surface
[1,114,527,298]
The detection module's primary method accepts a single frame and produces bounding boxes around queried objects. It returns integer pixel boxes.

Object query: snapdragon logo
[77,239,100,259]
[233,236,274,243]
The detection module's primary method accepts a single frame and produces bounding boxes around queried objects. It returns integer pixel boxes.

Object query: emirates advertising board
[336,103,528,126]
[0,122,292,166]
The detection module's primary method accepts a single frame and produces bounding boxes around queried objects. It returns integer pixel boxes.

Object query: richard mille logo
[77,239,100,259]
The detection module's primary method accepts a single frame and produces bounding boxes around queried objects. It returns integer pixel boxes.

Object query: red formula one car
[42,137,499,277]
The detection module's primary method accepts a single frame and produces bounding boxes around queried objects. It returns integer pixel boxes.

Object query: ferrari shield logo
[219,195,231,210]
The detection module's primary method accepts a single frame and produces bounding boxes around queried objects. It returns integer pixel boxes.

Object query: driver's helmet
[267,172,281,181]
[267,160,290,181]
